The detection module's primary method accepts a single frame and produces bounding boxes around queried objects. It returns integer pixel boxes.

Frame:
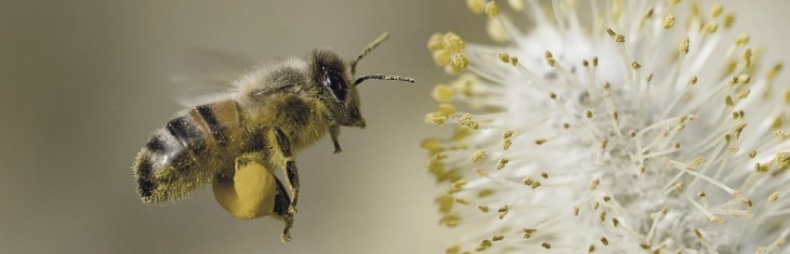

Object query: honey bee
[132,33,414,242]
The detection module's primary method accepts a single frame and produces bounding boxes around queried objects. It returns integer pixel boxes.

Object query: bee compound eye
[323,67,347,101]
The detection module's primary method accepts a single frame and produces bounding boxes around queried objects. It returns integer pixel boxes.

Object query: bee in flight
[132,33,414,242]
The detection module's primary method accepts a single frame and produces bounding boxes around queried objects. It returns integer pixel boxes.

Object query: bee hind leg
[274,128,300,214]
[271,178,294,243]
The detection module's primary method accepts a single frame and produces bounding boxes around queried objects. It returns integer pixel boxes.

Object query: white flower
[425,0,789,253]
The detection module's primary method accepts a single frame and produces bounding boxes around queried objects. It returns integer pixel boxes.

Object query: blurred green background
[0,1,787,253]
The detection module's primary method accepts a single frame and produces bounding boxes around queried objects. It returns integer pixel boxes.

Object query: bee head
[310,50,366,128]
[310,33,415,129]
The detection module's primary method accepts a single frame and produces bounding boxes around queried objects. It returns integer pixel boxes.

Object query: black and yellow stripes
[196,104,229,148]
[133,100,244,203]
[135,156,156,198]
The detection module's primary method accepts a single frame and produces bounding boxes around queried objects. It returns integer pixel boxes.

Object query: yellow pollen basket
[212,160,277,219]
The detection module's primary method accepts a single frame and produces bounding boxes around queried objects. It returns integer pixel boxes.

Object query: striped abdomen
[133,100,246,203]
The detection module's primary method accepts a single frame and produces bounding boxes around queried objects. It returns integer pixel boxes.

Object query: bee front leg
[274,128,300,214]
[330,124,342,154]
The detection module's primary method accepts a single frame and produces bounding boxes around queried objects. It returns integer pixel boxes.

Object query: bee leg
[330,124,342,154]
[274,128,300,213]
[272,178,294,243]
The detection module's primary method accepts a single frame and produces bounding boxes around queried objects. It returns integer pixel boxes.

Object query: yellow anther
[663,12,676,29]
[444,64,464,75]
[487,18,509,42]
[497,205,509,219]
[496,158,509,170]
[644,7,654,19]
[432,49,451,66]
[473,167,488,177]
[475,239,492,251]
[772,117,783,129]
[710,3,723,18]
[459,113,479,130]
[432,84,455,102]
[498,52,511,63]
[703,21,718,33]
[436,103,457,116]
[478,189,494,197]
[742,48,753,67]
[421,138,443,154]
[451,179,466,188]
[501,138,512,150]
[679,38,690,55]
[508,0,524,10]
[427,33,444,50]
[590,179,600,190]
[776,152,790,170]
[466,0,485,14]
[545,52,556,67]
[606,27,616,37]
[768,63,783,80]
[425,112,448,125]
[437,194,453,213]
[452,126,473,141]
[509,56,518,66]
[446,245,460,254]
[470,150,486,163]
[735,34,750,45]
[456,197,472,205]
[769,192,779,203]
[615,34,626,43]
[451,53,469,69]
[485,1,499,17]
[439,215,460,227]
[755,163,769,173]
[724,13,736,29]
[443,32,465,52]
[737,74,751,85]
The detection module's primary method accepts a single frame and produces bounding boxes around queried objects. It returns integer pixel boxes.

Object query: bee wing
[168,49,258,107]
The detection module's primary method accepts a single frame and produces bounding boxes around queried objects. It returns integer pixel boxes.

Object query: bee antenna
[350,33,390,76]
[354,74,415,86]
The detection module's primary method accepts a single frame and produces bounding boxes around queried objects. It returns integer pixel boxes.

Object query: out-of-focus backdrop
[0,1,787,253]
